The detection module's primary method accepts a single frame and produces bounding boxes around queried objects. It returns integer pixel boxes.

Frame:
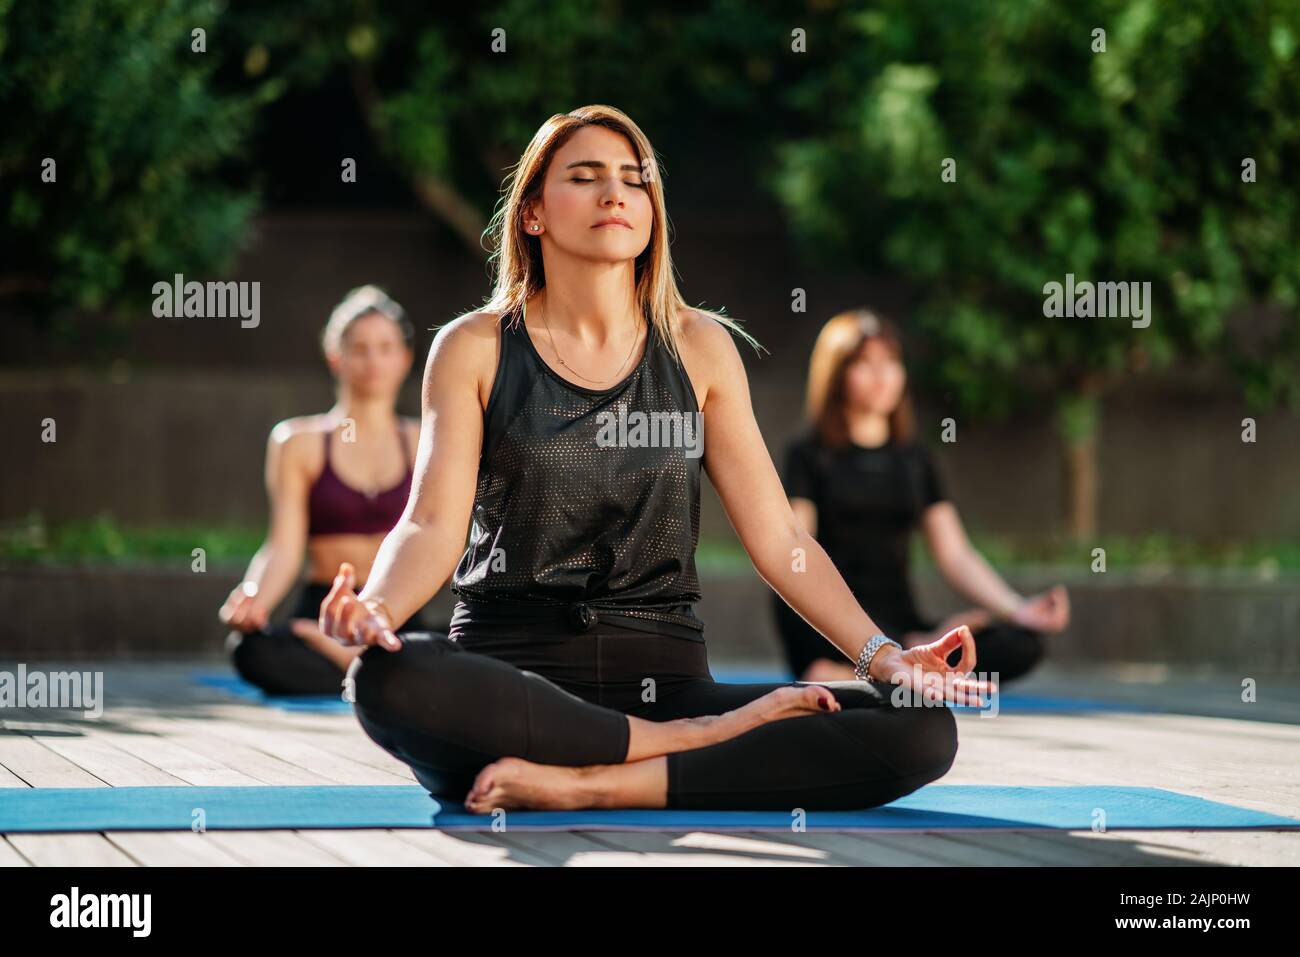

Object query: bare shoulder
[425,308,508,410]
[269,414,331,447]
[673,307,748,408]
[265,414,331,473]
[427,309,504,360]
[435,307,503,341]
[675,306,737,351]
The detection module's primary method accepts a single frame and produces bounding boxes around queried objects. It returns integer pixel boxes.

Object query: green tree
[1,0,800,330]
[219,0,797,257]
[0,0,274,340]
[771,0,1300,537]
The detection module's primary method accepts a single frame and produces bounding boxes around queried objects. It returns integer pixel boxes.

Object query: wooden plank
[924,830,1131,866]
[78,694,399,788]
[587,830,829,866]
[125,715,338,785]
[490,830,646,866]
[922,831,1122,867]
[950,713,1300,820]
[197,830,350,866]
[860,831,1042,867]
[290,731,418,779]
[296,829,451,866]
[0,734,106,788]
[6,833,138,867]
[0,762,26,788]
[1079,829,1300,867]
[104,831,245,867]
[153,733,337,786]
[759,829,943,866]
[0,837,32,867]
[195,724,411,785]
[387,829,537,867]
[32,735,188,787]
[2,663,1294,871]
[86,731,263,787]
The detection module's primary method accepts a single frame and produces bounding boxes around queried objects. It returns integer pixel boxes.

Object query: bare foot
[687,684,840,747]
[463,687,843,811]
[465,757,605,812]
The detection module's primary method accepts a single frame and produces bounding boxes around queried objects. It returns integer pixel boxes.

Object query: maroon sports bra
[307,423,414,536]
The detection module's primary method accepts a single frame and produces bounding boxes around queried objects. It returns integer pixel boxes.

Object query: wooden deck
[1,661,1297,867]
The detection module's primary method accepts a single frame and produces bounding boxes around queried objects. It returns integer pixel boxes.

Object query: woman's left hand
[869,626,997,707]
[1009,585,1070,633]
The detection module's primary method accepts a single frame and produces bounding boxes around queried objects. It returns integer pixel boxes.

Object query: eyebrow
[565,160,643,174]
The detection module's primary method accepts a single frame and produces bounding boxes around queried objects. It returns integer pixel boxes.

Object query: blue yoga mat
[193,671,1151,716]
[1,785,1295,833]
[192,674,353,713]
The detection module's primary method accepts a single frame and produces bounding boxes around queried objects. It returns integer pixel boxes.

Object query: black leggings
[230,583,440,696]
[351,618,959,811]
[773,595,1047,684]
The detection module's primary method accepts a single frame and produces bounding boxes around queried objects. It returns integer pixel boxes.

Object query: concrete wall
[2,564,1295,676]
[2,366,1295,541]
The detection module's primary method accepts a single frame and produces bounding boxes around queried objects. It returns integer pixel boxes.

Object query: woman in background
[773,309,1070,685]
[219,285,436,694]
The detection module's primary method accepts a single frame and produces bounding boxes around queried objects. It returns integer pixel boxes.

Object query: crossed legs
[352,632,958,813]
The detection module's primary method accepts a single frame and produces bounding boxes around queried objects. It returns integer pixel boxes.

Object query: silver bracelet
[854,633,902,681]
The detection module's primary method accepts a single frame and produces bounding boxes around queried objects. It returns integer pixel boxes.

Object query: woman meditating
[219,286,437,694]
[772,310,1071,685]
[318,105,992,812]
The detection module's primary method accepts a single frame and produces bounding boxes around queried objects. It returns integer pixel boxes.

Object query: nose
[600,184,627,208]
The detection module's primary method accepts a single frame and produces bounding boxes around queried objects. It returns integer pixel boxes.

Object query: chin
[581,233,648,259]
[575,248,641,266]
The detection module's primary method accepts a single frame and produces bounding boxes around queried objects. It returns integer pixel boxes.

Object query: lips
[593,218,632,229]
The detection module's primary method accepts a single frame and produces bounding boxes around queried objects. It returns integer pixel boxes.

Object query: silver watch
[854,633,902,681]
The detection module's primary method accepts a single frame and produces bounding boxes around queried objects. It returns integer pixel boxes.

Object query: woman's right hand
[319,562,401,651]
[218,581,270,633]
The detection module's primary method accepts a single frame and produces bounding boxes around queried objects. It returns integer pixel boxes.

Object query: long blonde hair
[805,309,915,447]
[476,104,762,362]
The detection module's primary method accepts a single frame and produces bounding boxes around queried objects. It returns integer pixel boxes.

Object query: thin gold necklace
[534,297,642,385]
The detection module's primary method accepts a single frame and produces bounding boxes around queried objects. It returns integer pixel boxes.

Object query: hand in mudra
[1010,585,1070,633]
[318,562,401,651]
[869,625,997,708]
[218,581,270,633]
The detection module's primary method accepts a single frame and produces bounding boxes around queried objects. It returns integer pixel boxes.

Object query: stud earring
[530,224,540,232]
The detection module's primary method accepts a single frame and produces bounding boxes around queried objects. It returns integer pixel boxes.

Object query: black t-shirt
[778,431,947,637]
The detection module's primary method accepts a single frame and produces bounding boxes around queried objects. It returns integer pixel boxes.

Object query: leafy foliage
[0,0,272,334]
[770,0,1300,417]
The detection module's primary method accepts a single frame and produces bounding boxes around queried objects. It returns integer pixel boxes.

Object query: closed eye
[570,176,646,189]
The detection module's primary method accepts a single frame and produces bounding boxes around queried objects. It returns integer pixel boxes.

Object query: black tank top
[450,303,705,640]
